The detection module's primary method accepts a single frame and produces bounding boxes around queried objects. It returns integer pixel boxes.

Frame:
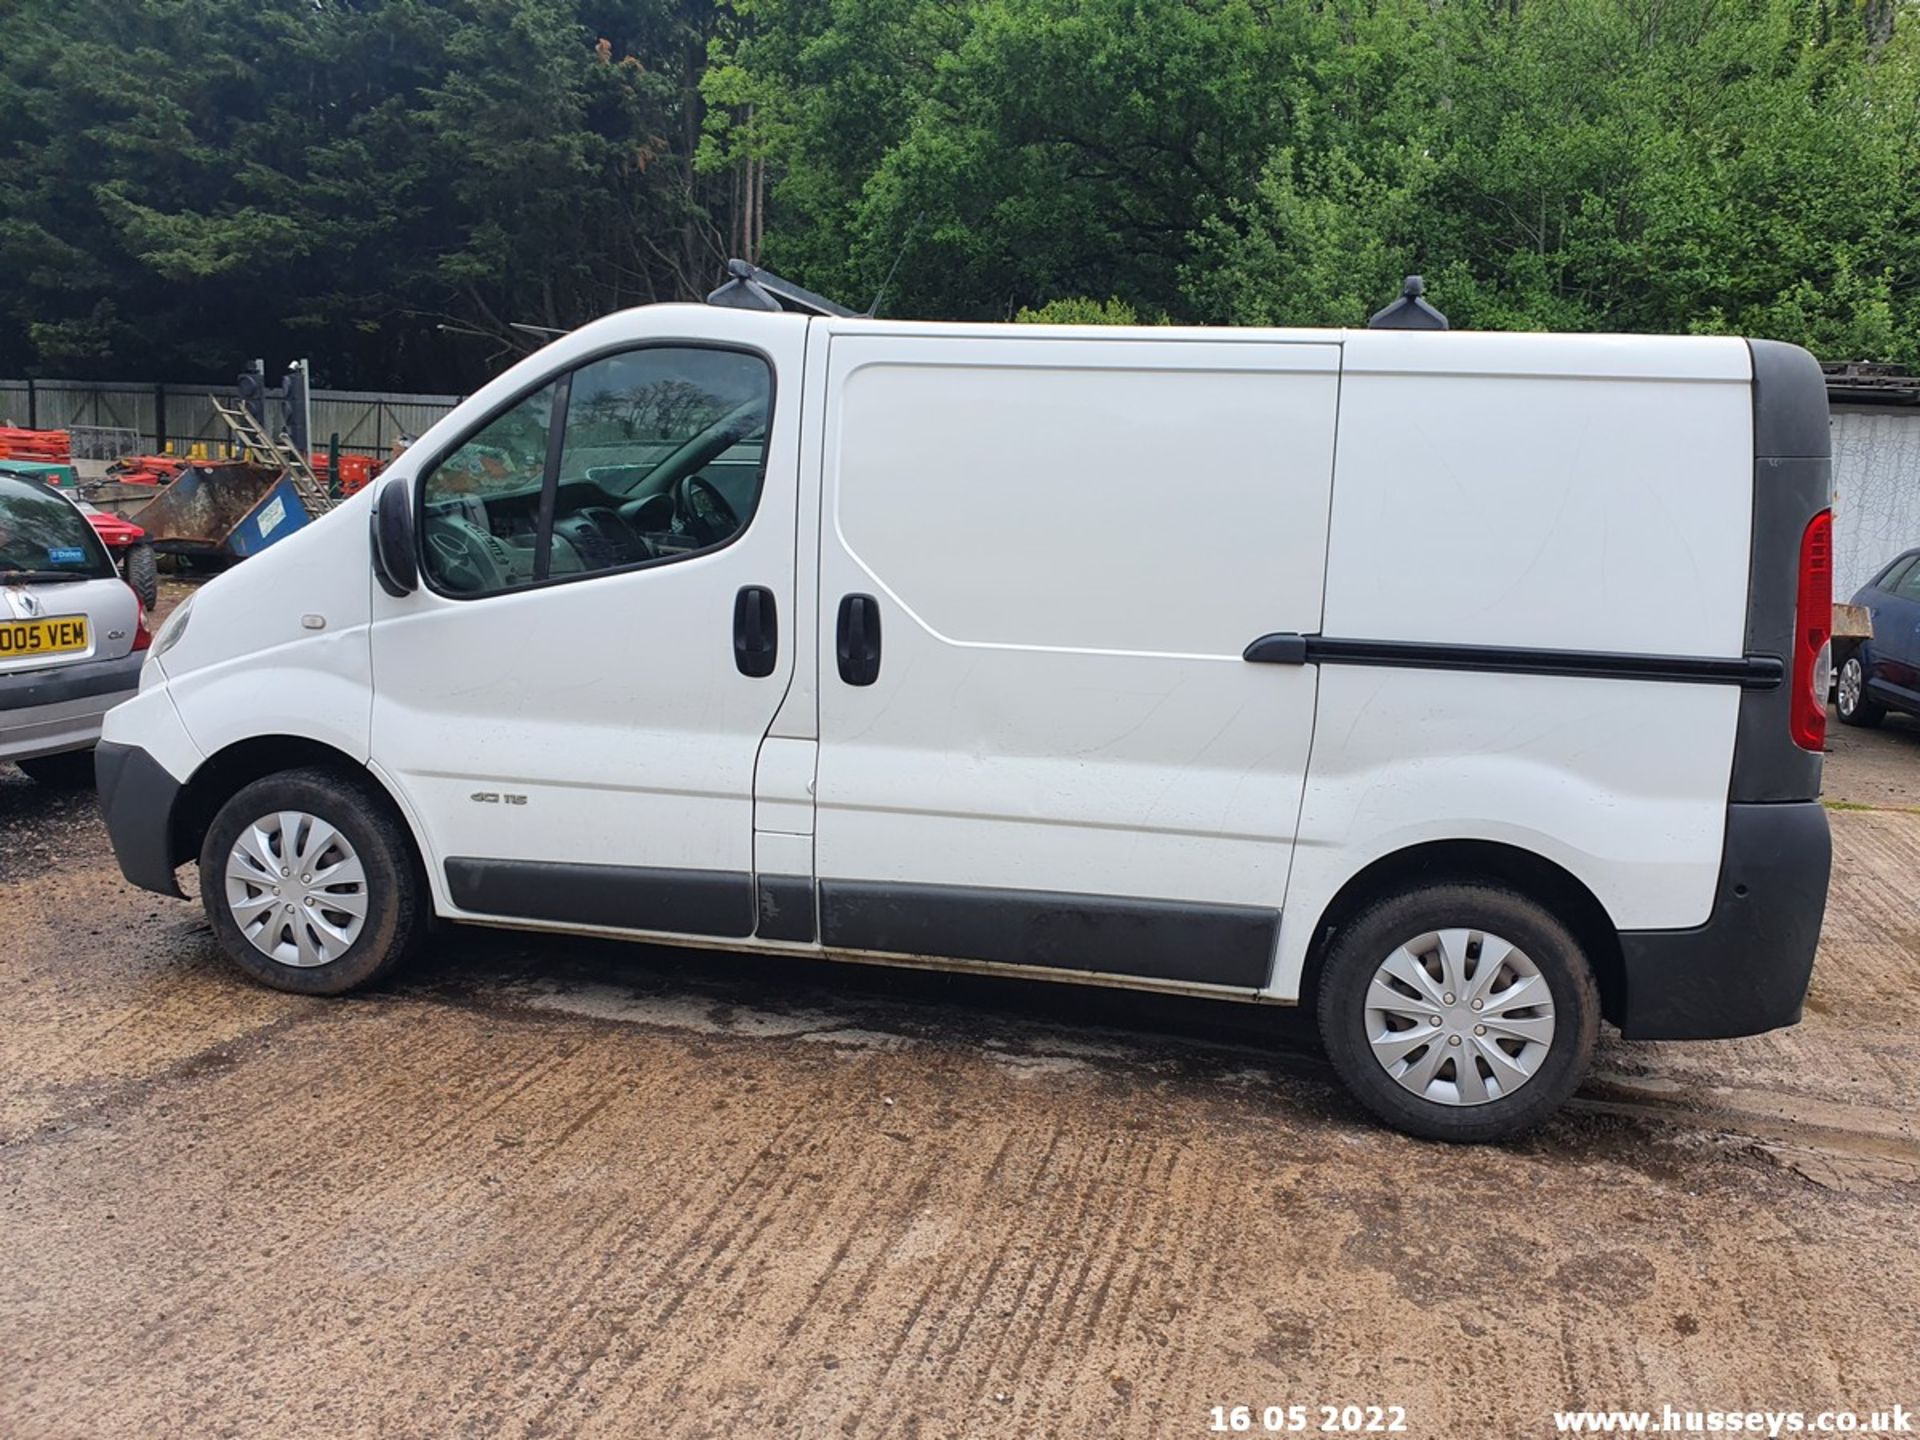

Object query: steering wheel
[633,397,766,495]
[425,516,504,593]
[672,475,740,546]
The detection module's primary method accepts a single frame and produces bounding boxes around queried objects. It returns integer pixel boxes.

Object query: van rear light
[1790,508,1832,752]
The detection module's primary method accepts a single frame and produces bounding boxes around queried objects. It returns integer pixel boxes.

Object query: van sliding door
[811,333,1340,990]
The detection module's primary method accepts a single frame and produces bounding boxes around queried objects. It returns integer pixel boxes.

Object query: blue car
[1837,547,1920,726]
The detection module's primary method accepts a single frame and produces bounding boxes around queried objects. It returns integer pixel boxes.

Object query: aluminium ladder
[208,396,335,515]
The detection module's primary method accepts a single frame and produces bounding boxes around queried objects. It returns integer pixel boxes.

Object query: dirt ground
[1822,703,1920,810]
[2,715,1917,1439]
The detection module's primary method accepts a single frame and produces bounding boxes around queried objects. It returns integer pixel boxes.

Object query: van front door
[369,316,808,941]
[812,332,1340,990]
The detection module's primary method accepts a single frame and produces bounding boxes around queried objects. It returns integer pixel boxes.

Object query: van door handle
[836,593,882,686]
[733,585,778,677]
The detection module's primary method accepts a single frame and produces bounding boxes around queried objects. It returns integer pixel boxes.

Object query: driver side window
[550,348,771,581]
[419,346,771,597]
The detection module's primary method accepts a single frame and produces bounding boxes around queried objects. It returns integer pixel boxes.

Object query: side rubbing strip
[446,858,756,938]
[756,874,817,942]
[818,880,1278,988]
[1244,632,1780,689]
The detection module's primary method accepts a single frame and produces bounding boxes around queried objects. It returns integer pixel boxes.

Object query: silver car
[1,472,146,785]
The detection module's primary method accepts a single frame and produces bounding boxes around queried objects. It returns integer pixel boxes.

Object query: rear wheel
[1835,653,1885,727]
[1315,883,1599,1142]
[15,749,96,787]
[199,767,427,995]
[122,542,158,611]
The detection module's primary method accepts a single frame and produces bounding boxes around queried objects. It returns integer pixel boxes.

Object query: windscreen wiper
[1,569,92,584]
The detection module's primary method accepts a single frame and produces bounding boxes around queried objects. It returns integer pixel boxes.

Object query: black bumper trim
[94,740,186,898]
[1616,800,1830,1040]
[0,650,144,712]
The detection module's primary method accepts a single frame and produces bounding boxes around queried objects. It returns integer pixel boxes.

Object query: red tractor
[0,453,159,608]
[72,496,159,609]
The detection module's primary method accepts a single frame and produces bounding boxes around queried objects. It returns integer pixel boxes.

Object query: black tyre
[15,748,96,787]
[122,542,159,611]
[1315,883,1599,1143]
[1835,652,1885,728]
[199,766,427,995]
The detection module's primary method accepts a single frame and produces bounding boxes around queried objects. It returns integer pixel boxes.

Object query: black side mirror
[371,480,418,597]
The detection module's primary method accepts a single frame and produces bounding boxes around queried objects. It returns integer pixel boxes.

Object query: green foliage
[1014,297,1142,325]
[0,0,1914,385]
[1188,0,1920,361]
[732,0,1920,362]
[0,0,745,386]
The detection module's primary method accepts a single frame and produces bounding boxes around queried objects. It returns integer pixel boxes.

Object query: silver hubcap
[225,811,369,968]
[1365,928,1555,1106]
[1839,656,1863,714]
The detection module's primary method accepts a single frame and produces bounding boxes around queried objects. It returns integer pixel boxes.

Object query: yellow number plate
[0,616,90,658]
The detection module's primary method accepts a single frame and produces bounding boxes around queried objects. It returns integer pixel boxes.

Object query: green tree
[1,0,1915,384]
[0,0,768,387]
[1014,296,1142,325]
[707,0,1331,320]
[1190,0,1920,359]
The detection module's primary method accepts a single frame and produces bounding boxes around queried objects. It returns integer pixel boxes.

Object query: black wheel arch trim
[99,735,433,905]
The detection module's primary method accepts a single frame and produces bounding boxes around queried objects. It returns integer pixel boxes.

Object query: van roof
[694,260,1750,383]
[815,314,1754,382]
[592,300,1755,384]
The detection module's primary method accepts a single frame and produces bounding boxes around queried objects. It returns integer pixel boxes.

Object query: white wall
[1832,406,1920,598]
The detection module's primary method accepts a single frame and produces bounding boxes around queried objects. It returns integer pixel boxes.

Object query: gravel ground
[1,714,1916,1438]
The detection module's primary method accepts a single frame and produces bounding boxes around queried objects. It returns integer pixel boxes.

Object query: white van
[96,292,1833,1141]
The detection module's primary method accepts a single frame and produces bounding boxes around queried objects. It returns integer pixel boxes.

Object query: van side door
[811,332,1340,990]
[368,313,809,940]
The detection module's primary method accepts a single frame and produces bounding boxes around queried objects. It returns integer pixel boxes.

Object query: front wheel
[1835,653,1885,727]
[1315,883,1599,1142]
[199,767,427,995]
